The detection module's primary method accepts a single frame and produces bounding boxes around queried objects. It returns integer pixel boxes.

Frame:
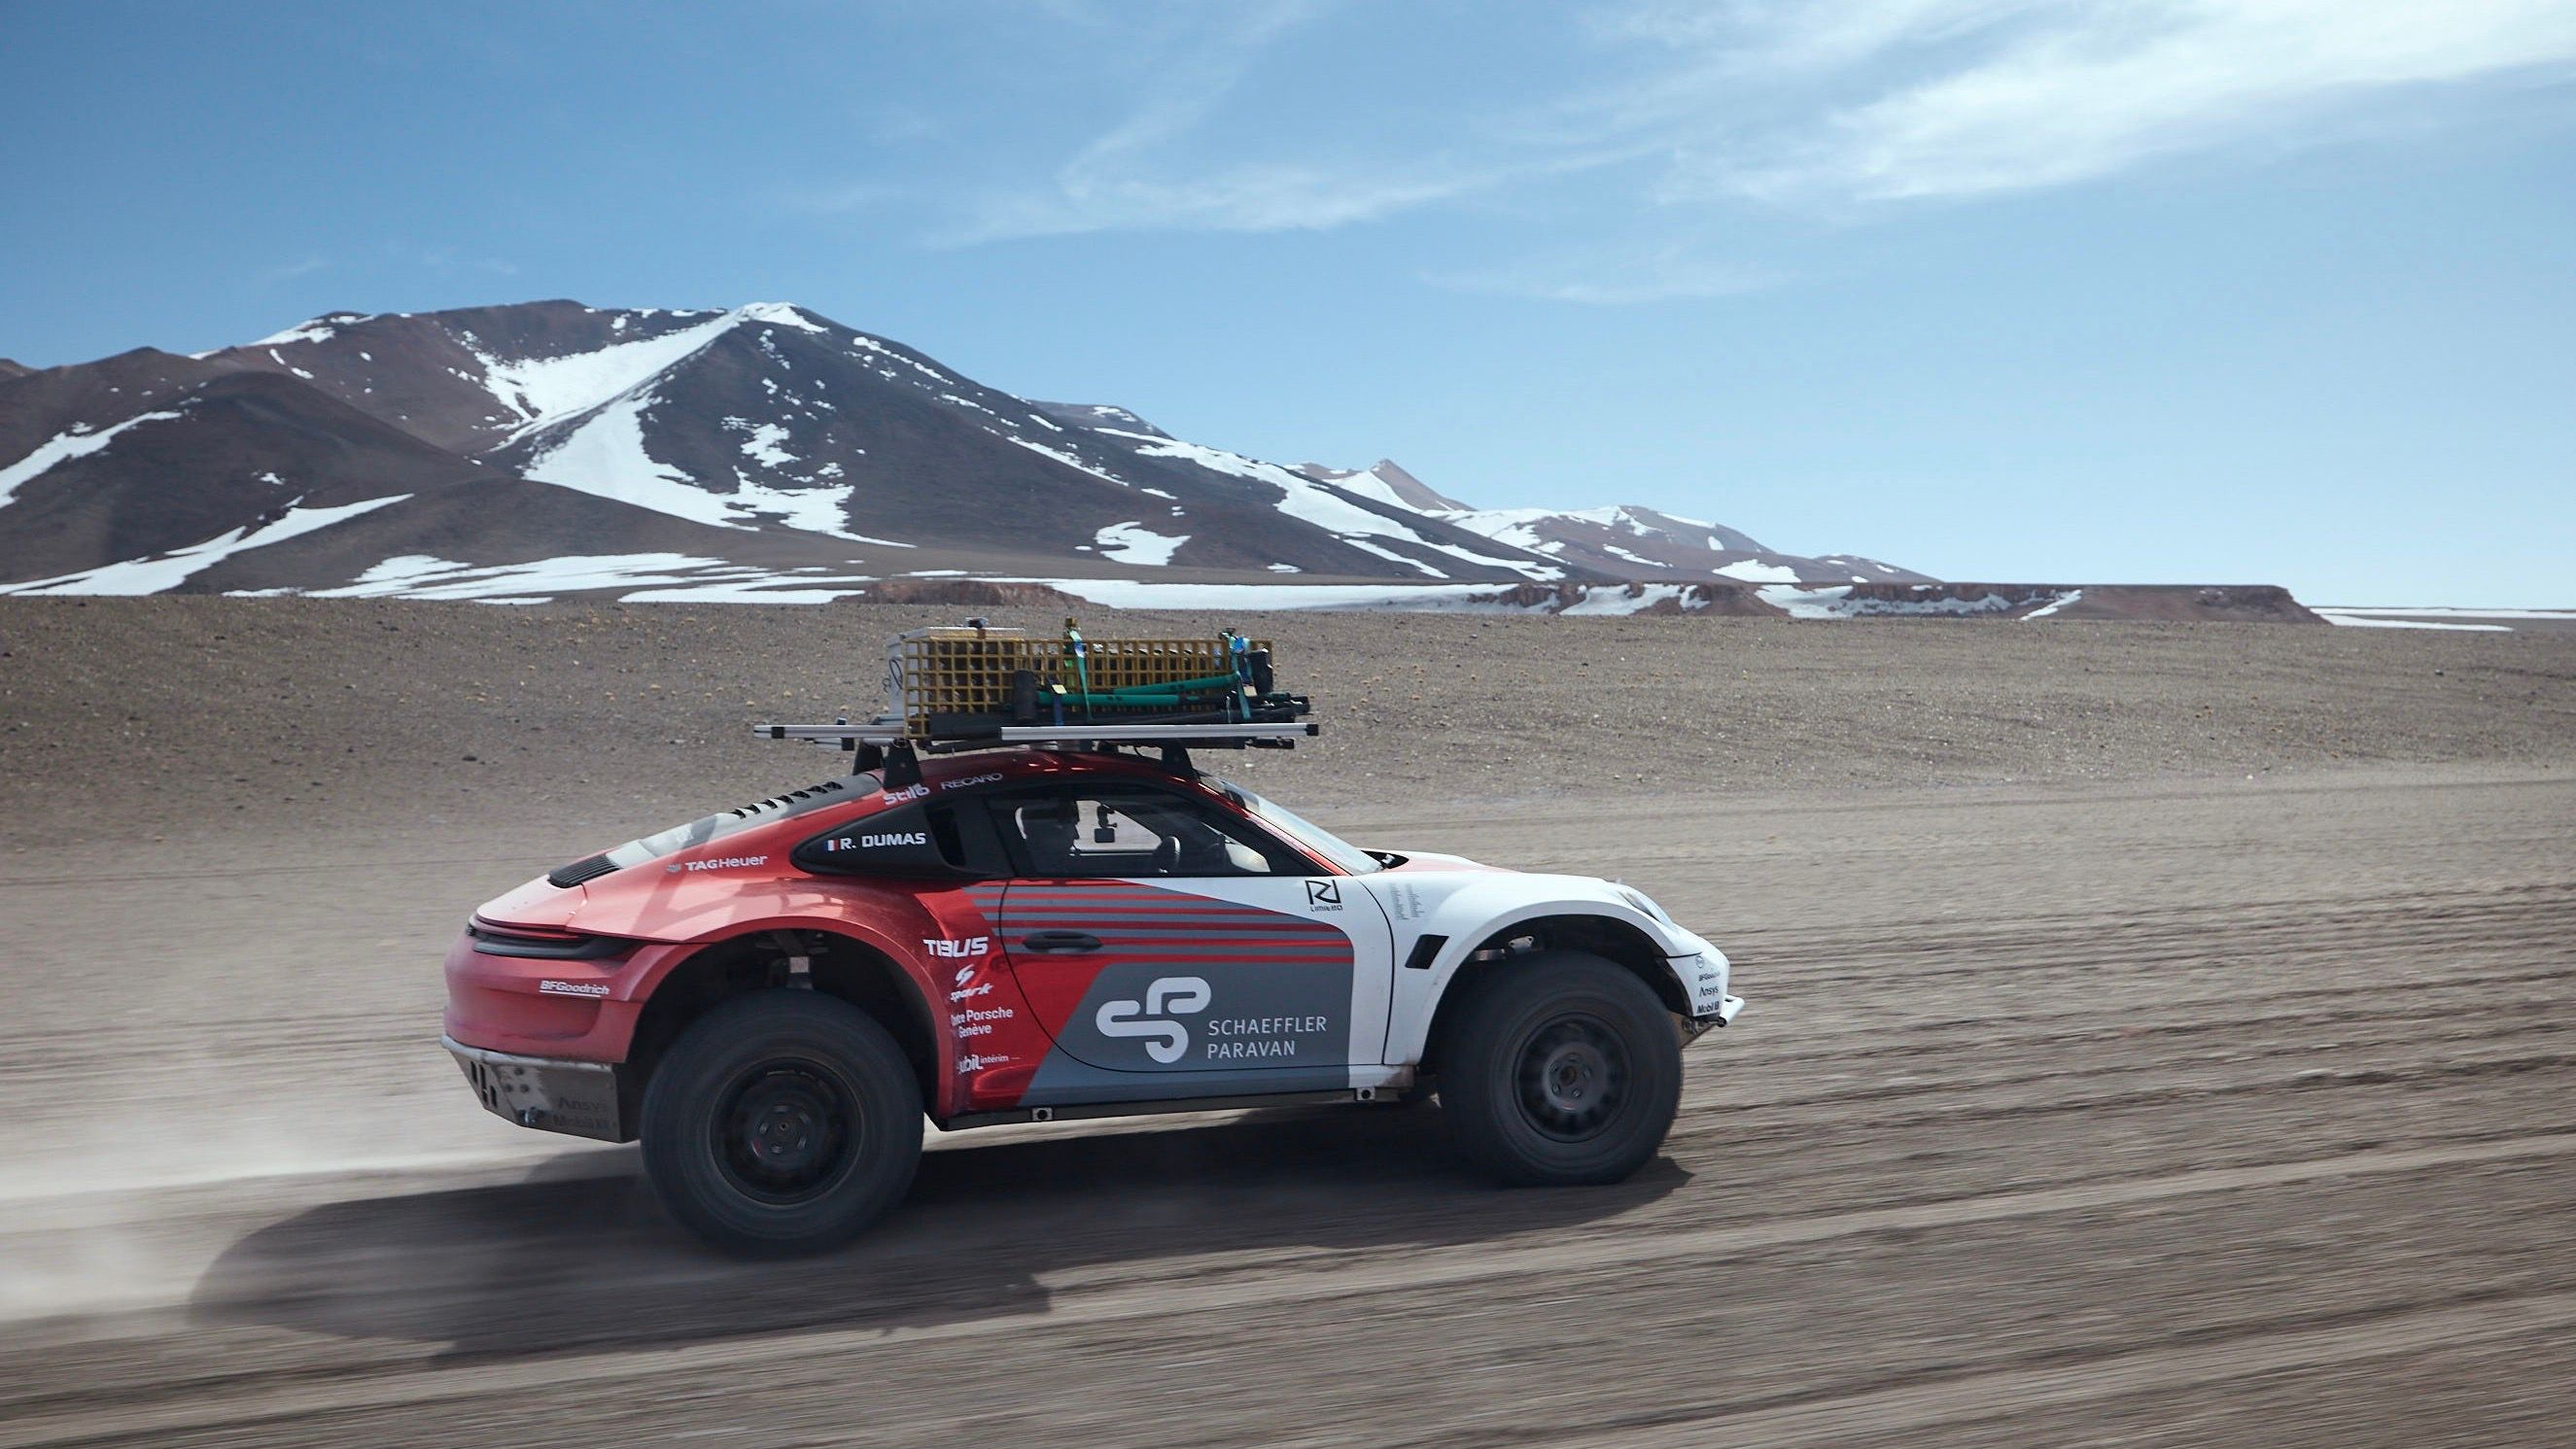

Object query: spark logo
[1096,976,1212,1064]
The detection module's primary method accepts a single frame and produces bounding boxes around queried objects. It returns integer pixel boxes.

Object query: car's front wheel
[640,990,922,1255]
[1438,952,1682,1186]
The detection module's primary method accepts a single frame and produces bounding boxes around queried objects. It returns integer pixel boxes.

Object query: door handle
[1021,930,1103,953]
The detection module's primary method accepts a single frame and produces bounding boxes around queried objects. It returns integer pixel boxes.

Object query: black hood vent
[546,852,617,889]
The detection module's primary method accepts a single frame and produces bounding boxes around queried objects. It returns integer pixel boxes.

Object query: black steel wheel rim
[1513,1014,1629,1142]
[713,1058,859,1205]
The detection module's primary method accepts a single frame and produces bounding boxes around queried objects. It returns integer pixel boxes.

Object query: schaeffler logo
[1096,976,1212,1064]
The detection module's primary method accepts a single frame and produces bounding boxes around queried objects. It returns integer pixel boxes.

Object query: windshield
[1223,781,1383,875]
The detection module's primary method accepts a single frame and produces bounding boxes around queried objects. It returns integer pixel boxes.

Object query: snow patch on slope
[738,302,825,333]
[1003,433,1136,489]
[1098,430,1554,580]
[249,316,366,349]
[2315,610,2512,632]
[265,551,879,604]
[521,388,873,539]
[1027,579,1503,611]
[1095,521,1189,566]
[1561,583,1695,615]
[1759,585,2062,619]
[1,495,407,595]
[0,409,189,510]
[1716,559,1802,583]
[734,421,798,468]
[470,308,760,445]
[301,552,761,601]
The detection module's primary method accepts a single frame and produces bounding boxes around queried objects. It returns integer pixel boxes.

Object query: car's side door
[983,780,1395,1100]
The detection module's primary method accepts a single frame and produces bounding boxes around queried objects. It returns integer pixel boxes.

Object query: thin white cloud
[1632,0,2576,202]
[944,0,1555,242]
[254,256,330,286]
[963,158,1491,242]
[884,0,2576,275]
[1433,241,1785,304]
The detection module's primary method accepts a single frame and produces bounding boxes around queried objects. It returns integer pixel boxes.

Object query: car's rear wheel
[1438,952,1681,1186]
[640,990,922,1255]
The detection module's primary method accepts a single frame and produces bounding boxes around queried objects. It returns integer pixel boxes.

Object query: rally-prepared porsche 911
[444,745,1743,1253]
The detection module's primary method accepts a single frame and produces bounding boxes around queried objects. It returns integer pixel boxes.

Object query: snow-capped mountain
[1428,503,1926,586]
[0,299,1926,601]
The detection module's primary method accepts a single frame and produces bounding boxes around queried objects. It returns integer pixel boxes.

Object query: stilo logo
[1306,880,1341,909]
[1096,976,1212,1064]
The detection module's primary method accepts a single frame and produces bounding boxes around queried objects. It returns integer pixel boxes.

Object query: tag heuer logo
[1306,880,1340,907]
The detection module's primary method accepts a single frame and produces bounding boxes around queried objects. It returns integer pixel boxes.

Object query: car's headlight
[1617,886,1674,925]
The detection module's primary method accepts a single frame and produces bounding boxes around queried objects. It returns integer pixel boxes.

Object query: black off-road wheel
[1438,952,1682,1186]
[640,990,922,1256]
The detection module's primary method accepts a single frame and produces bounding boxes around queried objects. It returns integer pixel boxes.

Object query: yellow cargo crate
[887,626,1270,736]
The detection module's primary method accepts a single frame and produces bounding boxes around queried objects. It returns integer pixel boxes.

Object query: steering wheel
[1151,835,1183,875]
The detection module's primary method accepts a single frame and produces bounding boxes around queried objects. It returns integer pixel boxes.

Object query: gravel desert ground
[1,601,2570,1447]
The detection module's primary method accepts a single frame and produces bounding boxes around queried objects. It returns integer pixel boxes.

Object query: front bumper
[1667,944,1742,1033]
[1681,995,1745,1044]
[443,1035,628,1143]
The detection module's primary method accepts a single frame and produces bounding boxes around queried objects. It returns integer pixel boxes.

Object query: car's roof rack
[755,720,1318,749]
[752,619,1316,785]
[750,719,1318,788]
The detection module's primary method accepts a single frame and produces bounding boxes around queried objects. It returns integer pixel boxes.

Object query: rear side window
[793,800,1010,877]
[983,782,1307,879]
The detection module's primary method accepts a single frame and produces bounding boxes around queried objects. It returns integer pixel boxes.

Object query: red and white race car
[444,744,1742,1253]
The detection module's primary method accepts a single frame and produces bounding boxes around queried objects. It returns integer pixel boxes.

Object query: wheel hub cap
[715,1062,857,1204]
[1514,1016,1628,1141]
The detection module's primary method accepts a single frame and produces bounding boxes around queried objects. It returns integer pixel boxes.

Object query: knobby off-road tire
[641,990,922,1256]
[1439,951,1682,1186]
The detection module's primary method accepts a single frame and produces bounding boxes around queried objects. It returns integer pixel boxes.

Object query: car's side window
[984,783,1305,879]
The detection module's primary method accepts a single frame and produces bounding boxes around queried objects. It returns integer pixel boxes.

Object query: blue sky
[4,0,2572,604]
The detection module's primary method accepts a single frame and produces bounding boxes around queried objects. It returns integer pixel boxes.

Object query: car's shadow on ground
[190,1106,1685,1360]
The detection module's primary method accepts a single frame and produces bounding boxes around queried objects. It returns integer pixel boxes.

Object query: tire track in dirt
[1467,1291,2576,1449]
[5,1132,2568,1449]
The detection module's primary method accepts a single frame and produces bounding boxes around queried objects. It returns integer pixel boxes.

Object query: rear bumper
[443,1035,629,1143]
